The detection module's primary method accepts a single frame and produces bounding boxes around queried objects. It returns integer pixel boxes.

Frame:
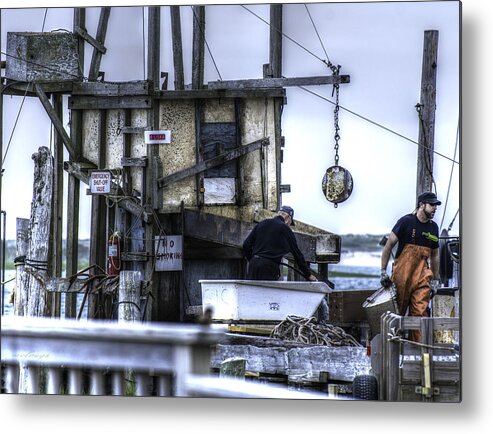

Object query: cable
[304,4,330,65]
[191,6,223,81]
[296,85,459,165]
[241,4,328,67]
[142,7,146,79]
[440,119,460,230]
[42,8,48,32]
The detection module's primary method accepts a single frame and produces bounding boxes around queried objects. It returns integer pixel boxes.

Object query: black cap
[417,192,441,206]
[279,205,295,226]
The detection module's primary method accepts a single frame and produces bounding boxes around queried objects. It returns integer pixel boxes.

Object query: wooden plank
[121,157,148,167]
[170,5,185,90]
[72,81,150,96]
[2,80,73,96]
[74,25,107,54]
[157,138,267,188]
[88,7,111,81]
[74,8,86,78]
[68,96,152,110]
[207,75,350,90]
[35,84,76,159]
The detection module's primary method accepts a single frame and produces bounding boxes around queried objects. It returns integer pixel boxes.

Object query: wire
[296,85,459,165]
[142,7,146,79]
[2,82,32,167]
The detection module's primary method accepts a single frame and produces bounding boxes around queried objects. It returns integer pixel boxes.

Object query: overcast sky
[1,1,460,241]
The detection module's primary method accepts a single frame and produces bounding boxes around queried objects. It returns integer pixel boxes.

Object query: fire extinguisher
[107,232,121,276]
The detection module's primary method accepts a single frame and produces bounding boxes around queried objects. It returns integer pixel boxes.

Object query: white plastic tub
[199,279,331,321]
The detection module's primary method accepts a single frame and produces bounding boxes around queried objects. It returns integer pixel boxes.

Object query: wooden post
[416,30,439,197]
[148,6,161,90]
[88,7,111,81]
[88,110,108,319]
[191,5,205,90]
[170,6,185,90]
[20,147,54,317]
[13,218,29,316]
[52,94,64,318]
[269,4,283,78]
[118,271,142,322]
[65,8,85,319]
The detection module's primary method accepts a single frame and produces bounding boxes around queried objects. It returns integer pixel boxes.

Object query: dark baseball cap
[417,192,441,206]
[280,205,295,226]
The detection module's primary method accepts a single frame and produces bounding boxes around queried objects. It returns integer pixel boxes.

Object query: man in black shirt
[380,191,441,341]
[243,205,317,281]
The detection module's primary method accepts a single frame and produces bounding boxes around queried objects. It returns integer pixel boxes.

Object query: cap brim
[429,200,441,205]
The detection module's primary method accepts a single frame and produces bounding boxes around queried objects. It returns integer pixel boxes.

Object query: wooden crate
[6,32,81,82]
[328,290,375,325]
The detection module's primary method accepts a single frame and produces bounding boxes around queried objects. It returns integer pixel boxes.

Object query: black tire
[352,374,378,400]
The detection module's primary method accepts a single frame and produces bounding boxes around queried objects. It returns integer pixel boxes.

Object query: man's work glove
[380,270,392,288]
[429,279,441,299]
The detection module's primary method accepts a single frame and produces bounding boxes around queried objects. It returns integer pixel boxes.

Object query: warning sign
[155,235,183,271]
[90,171,111,194]
[145,130,171,144]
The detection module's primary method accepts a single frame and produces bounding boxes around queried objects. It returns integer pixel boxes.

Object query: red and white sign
[144,130,171,144]
[90,171,111,194]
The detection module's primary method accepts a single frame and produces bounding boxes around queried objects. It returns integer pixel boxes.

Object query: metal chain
[332,66,341,166]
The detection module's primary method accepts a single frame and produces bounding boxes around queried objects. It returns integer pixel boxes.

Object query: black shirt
[242,216,312,278]
[392,213,439,259]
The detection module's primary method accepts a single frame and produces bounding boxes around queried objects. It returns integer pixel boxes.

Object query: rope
[271,315,362,347]
[387,330,457,352]
[297,85,459,165]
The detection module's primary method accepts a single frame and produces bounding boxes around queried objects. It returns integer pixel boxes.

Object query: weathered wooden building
[2,5,346,323]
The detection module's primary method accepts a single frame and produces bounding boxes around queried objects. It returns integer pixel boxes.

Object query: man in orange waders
[380,192,441,342]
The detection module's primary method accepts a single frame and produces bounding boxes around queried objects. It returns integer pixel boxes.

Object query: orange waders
[391,244,433,342]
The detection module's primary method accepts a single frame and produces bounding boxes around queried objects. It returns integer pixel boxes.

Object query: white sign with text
[155,235,183,271]
[89,171,111,194]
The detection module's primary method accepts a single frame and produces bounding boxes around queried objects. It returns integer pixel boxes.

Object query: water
[329,251,381,291]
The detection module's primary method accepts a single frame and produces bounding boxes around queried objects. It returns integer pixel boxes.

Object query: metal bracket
[415,385,440,397]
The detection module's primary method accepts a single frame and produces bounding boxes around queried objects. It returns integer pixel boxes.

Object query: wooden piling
[20,147,54,317]
[13,218,29,316]
[118,270,142,322]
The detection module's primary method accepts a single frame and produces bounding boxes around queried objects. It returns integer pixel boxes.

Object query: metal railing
[1,316,329,399]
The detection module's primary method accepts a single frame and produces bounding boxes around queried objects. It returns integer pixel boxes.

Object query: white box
[199,280,331,321]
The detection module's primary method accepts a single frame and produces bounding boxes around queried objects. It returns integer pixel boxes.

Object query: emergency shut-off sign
[155,235,183,271]
[90,171,111,194]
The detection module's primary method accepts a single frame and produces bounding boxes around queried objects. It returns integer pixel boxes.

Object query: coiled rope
[270,315,362,347]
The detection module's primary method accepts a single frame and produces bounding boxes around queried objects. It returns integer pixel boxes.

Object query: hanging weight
[322,165,353,206]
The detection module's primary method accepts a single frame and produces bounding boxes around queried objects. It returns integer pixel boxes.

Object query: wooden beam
[170,6,185,90]
[208,75,350,90]
[72,81,150,96]
[88,7,111,81]
[155,88,286,100]
[74,25,107,54]
[416,30,439,197]
[34,84,76,159]
[191,5,205,89]
[74,8,86,77]
[147,6,161,89]
[157,138,268,188]
[269,4,283,78]
[68,96,152,110]
[2,80,73,96]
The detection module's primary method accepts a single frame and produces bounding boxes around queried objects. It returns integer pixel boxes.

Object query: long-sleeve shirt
[242,216,312,278]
